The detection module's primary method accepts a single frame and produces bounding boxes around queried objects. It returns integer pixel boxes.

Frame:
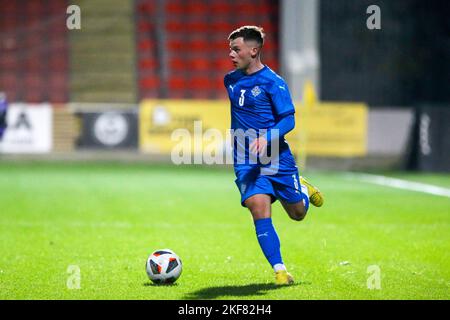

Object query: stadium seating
[0,0,69,103]
[135,0,279,99]
[0,0,279,103]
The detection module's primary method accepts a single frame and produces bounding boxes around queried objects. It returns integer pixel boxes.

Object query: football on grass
[146,249,182,284]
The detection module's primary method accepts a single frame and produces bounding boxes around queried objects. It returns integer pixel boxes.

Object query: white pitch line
[344,172,450,198]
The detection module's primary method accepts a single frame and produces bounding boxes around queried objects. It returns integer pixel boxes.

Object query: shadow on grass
[184,281,310,299]
[143,282,180,287]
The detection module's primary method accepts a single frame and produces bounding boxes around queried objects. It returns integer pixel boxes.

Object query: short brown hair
[228,25,265,47]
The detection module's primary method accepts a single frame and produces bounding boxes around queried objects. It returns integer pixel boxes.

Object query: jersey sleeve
[268,80,296,117]
[0,106,7,137]
[223,74,229,88]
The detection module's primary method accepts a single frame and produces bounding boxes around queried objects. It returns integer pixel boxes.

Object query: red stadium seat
[211,3,232,15]
[24,74,42,89]
[49,57,68,71]
[166,1,185,15]
[139,58,157,70]
[211,39,229,52]
[47,0,67,11]
[185,22,209,33]
[0,0,71,103]
[263,40,278,51]
[0,74,18,89]
[236,3,255,15]
[25,0,44,12]
[166,22,185,32]
[211,21,235,33]
[49,91,68,103]
[138,39,154,50]
[170,57,189,72]
[1,17,19,30]
[216,59,233,72]
[258,3,277,15]
[53,25,68,34]
[0,0,17,11]
[49,74,67,87]
[48,88,66,99]
[22,36,43,49]
[212,77,226,91]
[190,59,210,72]
[138,21,154,33]
[139,77,160,90]
[2,89,19,102]
[185,2,208,15]
[137,1,156,14]
[168,40,185,51]
[190,39,209,52]
[0,56,18,71]
[134,0,279,100]
[168,77,187,91]
[265,59,279,71]
[25,90,43,103]
[187,77,210,91]
[24,59,44,73]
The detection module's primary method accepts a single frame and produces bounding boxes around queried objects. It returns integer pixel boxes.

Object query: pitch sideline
[344,172,450,198]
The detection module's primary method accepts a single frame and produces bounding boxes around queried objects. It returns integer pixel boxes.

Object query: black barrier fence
[76,110,138,149]
[406,106,450,172]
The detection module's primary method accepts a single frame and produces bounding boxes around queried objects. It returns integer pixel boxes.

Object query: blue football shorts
[234,168,304,207]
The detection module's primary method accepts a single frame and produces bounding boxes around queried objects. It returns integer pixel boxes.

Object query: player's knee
[248,204,267,219]
[245,200,269,219]
[290,213,305,221]
[289,207,306,221]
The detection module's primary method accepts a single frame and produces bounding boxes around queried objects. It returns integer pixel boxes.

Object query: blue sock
[254,218,283,267]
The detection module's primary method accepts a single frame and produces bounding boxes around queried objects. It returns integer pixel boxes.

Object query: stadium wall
[0,101,422,171]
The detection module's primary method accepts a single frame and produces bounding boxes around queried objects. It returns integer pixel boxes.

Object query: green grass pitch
[0,162,449,300]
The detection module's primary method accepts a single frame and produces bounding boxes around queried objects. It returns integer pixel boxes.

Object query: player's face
[229,37,258,70]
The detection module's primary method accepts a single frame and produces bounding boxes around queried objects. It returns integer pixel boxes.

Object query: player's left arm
[250,114,295,155]
[250,80,296,155]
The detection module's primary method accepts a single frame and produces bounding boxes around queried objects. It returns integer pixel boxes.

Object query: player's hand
[250,137,268,156]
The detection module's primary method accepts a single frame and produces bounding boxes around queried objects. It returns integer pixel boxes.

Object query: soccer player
[224,26,324,285]
[0,92,7,141]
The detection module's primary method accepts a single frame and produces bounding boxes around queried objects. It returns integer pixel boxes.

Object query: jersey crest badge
[251,86,261,97]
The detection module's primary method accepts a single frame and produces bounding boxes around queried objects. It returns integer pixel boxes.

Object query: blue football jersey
[0,94,7,139]
[224,65,298,174]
